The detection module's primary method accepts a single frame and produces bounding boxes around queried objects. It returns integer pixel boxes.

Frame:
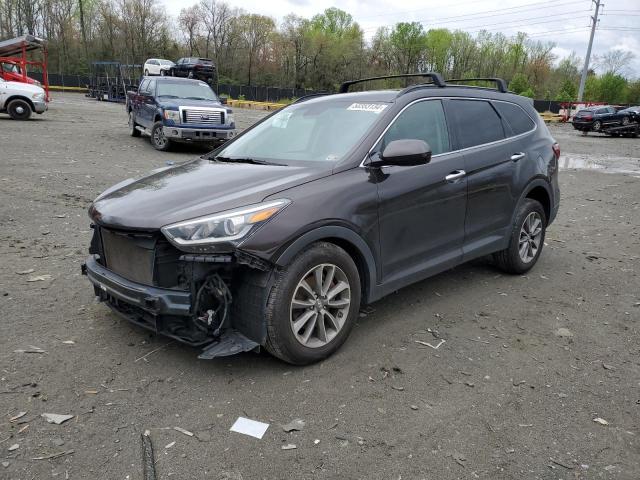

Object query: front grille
[101,228,155,285]
[182,109,224,125]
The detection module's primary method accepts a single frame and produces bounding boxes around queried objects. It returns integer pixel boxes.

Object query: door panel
[375,99,467,284]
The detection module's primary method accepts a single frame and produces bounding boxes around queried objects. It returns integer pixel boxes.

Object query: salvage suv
[84,73,560,365]
[126,76,235,151]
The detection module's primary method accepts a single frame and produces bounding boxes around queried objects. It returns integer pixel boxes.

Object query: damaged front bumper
[82,254,261,359]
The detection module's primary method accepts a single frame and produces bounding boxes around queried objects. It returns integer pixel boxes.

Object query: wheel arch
[6,95,35,112]
[524,183,551,221]
[273,226,378,305]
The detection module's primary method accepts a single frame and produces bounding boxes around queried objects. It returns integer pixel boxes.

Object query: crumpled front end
[82,223,273,358]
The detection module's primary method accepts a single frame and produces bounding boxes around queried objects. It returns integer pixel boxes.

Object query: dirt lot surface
[1,94,639,479]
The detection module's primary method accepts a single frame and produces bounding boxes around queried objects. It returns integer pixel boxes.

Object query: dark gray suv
[83,73,560,365]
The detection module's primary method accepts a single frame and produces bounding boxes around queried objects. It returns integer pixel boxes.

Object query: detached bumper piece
[163,126,235,142]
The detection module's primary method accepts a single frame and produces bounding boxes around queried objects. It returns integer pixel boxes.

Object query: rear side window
[494,102,535,136]
[380,100,450,155]
[596,108,607,114]
[447,100,504,149]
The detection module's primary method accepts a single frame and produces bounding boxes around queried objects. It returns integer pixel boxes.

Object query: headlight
[226,111,234,125]
[32,92,45,100]
[161,199,290,249]
[163,109,180,122]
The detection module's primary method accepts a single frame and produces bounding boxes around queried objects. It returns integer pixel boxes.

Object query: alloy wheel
[289,263,351,348]
[518,212,543,263]
[153,127,167,148]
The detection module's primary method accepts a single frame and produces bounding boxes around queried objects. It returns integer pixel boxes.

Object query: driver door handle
[511,152,526,162]
[445,170,466,182]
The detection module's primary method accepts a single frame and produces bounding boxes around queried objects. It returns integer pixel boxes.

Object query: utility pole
[577,0,602,101]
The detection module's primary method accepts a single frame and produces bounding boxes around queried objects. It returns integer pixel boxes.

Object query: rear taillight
[552,142,560,159]
[584,115,593,120]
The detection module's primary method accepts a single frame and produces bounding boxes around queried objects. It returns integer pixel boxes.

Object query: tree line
[1,0,638,103]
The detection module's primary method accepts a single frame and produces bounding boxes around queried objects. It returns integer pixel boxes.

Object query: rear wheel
[7,99,32,120]
[150,121,171,151]
[264,242,361,365]
[160,69,166,76]
[144,69,149,76]
[493,199,547,274]
[621,116,630,126]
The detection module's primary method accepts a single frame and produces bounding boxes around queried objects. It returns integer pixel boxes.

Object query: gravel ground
[1,94,639,480]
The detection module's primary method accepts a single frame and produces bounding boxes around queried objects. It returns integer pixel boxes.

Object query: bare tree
[594,49,635,75]
[179,4,202,56]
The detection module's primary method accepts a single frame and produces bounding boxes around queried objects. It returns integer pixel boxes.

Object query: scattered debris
[513,380,526,386]
[14,346,46,354]
[52,437,65,447]
[410,405,419,410]
[314,439,320,445]
[15,269,34,275]
[195,431,211,442]
[593,417,609,426]
[62,340,75,345]
[281,444,297,450]
[1,461,8,468]
[550,458,574,469]
[134,341,174,363]
[27,274,52,282]
[452,452,467,467]
[141,431,157,480]
[8,444,19,451]
[230,417,270,439]
[554,328,573,338]
[164,441,176,449]
[282,419,305,433]
[9,411,27,422]
[602,363,615,371]
[173,426,194,437]
[32,450,74,460]
[41,413,74,425]
[505,448,515,454]
[391,385,405,391]
[415,339,446,349]
[464,382,475,388]
[518,424,533,427]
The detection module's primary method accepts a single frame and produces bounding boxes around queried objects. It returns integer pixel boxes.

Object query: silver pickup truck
[0,77,47,120]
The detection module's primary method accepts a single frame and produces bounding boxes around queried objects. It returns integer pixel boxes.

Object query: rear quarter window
[493,102,536,136]
[447,99,505,149]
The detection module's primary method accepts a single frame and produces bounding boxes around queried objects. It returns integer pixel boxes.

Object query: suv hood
[90,158,330,230]
[159,98,224,109]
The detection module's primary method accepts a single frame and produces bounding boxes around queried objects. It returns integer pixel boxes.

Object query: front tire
[592,120,602,131]
[493,199,547,274]
[621,116,630,126]
[264,242,361,365]
[7,99,32,120]
[129,111,140,137]
[144,69,149,76]
[150,121,171,151]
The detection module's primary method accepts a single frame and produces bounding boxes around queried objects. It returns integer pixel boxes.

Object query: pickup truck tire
[129,111,141,137]
[7,99,32,120]
[264,242,361,365]
[150,121,171,151]
[493,199,546,275]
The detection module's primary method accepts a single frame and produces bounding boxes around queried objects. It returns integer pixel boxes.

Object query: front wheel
[150,121,171,151]
[592,120,602,131]
[7,99,32,120]
[144,69,149,76]
[493,199,547,274]
[129,111,140,137]
[621,116,630,126]
[264,242,361,365]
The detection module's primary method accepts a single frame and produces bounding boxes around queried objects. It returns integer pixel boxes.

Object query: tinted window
[596,108,607,114]
[147,79,156,95]
[494,101,535,136]
[139,79,150,93]
[448,100,504,149]
[380,100,450,155]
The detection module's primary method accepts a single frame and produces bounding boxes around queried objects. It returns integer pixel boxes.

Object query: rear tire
[621,116,630,126]
[7,99,32,120]
[150,121,171,151]
[493,199,547,275]
[264,242,361,365]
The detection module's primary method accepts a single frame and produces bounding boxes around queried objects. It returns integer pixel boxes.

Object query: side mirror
[373,139,432,167]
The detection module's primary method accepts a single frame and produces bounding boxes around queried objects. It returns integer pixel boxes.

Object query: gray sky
[161,0,640,77]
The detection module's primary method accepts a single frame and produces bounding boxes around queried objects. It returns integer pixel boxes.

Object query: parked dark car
[126,77,235,151]
[83,73,560,365]
[618,106,640,123]
[571,105,633,132]
[169,57,216,82]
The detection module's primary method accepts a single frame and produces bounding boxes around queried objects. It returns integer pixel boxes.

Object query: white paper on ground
[230,417,270,439]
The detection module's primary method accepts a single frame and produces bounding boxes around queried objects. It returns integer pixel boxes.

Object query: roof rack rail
[339,73,446,93]
[293,92,332,104]
[445,77,508,93]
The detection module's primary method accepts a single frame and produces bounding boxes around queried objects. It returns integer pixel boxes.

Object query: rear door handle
[511,152,526,162]
[445,170,466,182]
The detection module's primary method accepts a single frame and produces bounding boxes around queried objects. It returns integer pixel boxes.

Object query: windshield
[156,81,217,101]
[2,62,19,73]
[160,60,174,66]
[216,99,389,163]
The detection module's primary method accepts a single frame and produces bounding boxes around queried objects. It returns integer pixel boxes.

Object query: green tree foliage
[0,0,636,99]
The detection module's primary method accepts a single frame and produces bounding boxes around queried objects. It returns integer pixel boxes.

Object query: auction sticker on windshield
[347,103,388,114]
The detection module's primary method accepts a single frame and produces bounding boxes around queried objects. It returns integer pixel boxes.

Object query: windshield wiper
[213,156,287,166]
[157,94,179,98]
[185,96,210,101]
